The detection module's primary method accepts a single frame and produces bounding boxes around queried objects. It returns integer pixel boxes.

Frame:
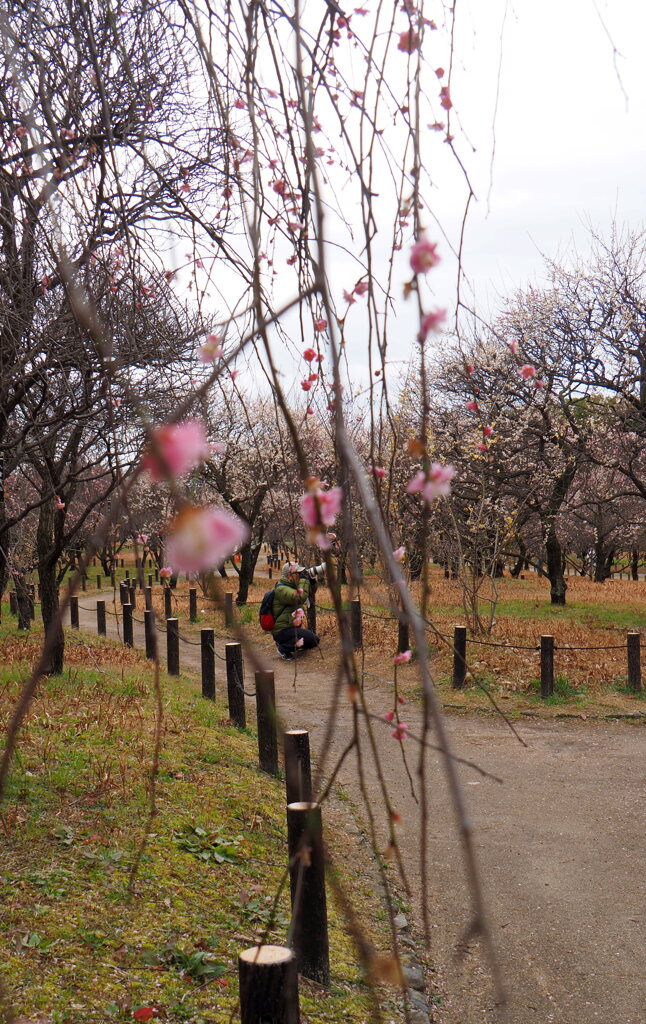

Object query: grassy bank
[0,628,401,1024]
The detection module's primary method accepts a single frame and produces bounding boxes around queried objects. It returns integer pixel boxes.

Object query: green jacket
[271,576,311,635]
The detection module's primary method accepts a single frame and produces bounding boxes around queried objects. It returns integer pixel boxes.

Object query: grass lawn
[0,626,404,1024]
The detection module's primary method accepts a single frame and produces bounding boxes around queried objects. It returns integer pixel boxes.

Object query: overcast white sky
[435,0,646,315]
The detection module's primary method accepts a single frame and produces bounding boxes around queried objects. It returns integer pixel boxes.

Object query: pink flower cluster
[199,334,223,363]
[392,722,409,741]
[393,650,412,665]
[407,463,456,503]
[300,481,343,549]
[410,237,440,275]
[165,505,249,573]
[142,421,212,481]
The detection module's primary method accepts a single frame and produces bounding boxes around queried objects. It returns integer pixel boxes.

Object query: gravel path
[76,592,645,1024]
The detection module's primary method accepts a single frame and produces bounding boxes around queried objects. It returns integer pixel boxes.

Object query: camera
[300,563,325,583]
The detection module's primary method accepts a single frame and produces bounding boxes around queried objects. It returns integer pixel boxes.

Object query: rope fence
[12,578,646,699]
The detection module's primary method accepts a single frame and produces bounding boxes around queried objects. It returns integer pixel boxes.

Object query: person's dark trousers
[274,627,319,658]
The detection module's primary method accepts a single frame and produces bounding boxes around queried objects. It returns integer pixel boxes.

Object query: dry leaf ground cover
[0,624,404,1024]
[144,566,646,720]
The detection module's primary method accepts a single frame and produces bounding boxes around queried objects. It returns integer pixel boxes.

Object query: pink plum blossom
[165,505,249,573]
[409,236,440,274]
[136,534,149,545]
[392,722,409,740]
[307,407,314,415]
[393,546,406,563]
[476,443,488,452]
[393,650,412,665]
[301,380,312,391]
[142,421,212,481]
[439,86,452,110]
[534,379,545,389]
[343,289,356,304]
[314,319,327,333]
[398,29,420,53]
[383,710,395,722]
[407,464,456,503]
[300,485,343,528]
[199,335,223,362]
[303,347,316,361]
[483,425,493,437]
[354,280,369,296]
[465,400,479,412]
[519,364,536,379]
[508,339,518,355]
[370,465,387,479]
[418,307,446,340]
[160,566,172,579]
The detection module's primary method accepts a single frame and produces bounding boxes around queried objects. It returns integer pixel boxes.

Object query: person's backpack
[259,587,276,631]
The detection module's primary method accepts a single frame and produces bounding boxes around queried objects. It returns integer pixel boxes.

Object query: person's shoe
[278,650,294,661]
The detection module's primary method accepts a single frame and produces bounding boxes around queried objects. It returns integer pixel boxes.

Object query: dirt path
[77,593,645,1024]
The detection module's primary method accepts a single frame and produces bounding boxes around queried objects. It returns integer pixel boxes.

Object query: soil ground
[75,589,645,1024]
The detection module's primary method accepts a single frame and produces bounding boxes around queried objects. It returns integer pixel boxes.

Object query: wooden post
[155,568,159,582]
[144,609,155,660]
[164,586,172,619]
[70,596,79,628]
[148,573,153,588]
[627,631,642,693]
[81,575,87,592]
[129,584,136,610]
[238,946,299,1024]
[452,625,467,689]
[540,635,554,698]
[225,641,246,728]
[110,571,116,588]
[286,801,330,985]
[96,574,102,590]
[167,618,179,676]
[145,586,152,611]
[284,729,312,805]
[97,600,106,636]
[398,618,410,655]
[255,670,279,776]
[201,628,215,700]
[225,591,233,628]
[268,566,273,580]
[119,582,128,605]
[307,587,316,634]
[125,569,130,581]
[123,603,133,647]
[350,600,362,649]
[189,587,197,623]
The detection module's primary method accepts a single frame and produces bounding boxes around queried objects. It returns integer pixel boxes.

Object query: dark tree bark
[36,500,64,674]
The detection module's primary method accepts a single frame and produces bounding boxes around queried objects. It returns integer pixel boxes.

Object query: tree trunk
[12,574,32,630]
[593,539,614,583]
[545,530,567,605]
[236,539,262,605]
[510,539,527,578]
[632,549,640,581]
[37,501,65,674]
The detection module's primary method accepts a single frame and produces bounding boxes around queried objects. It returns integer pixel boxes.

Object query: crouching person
[272,562,320,661]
